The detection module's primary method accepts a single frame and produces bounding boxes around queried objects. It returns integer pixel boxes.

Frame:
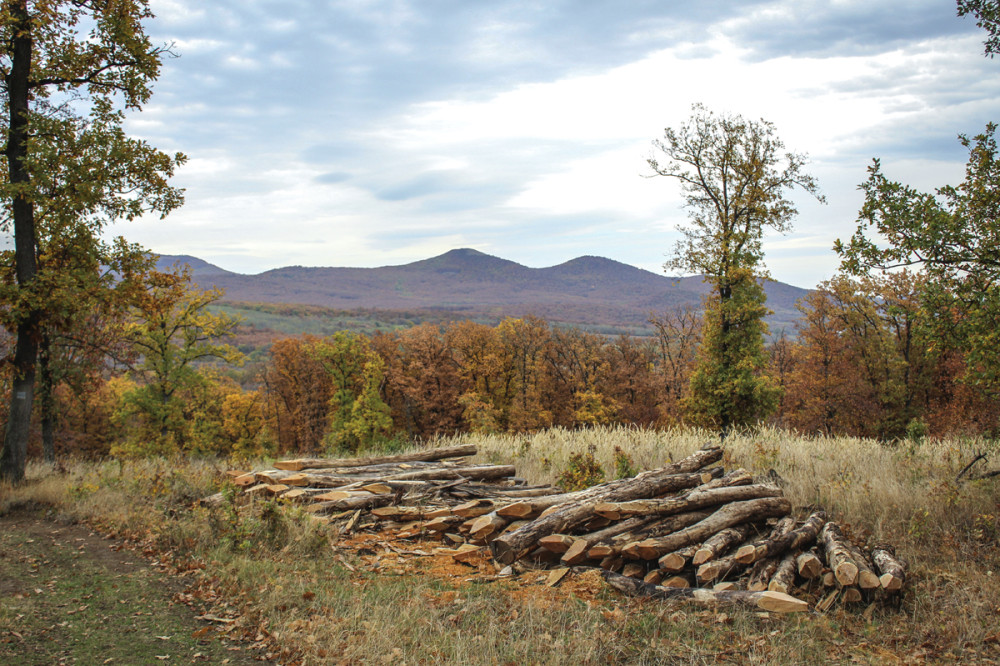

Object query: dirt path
[0,505,270,665]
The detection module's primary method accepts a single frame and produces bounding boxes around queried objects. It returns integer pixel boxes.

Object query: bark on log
[734,510,826,565]
[274,443,477,471]
[581,512,711,562]
[767,552,799,594]
[593,483,781,521]
[692,524,755,565]
[871,545,906,591]
[599,569,808,613]
[695,517,793,583]
[490,447,724,564]
[623,497,792,560]
[820,522,859,586]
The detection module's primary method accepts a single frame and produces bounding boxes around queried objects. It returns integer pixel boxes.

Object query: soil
[0,504,271,665]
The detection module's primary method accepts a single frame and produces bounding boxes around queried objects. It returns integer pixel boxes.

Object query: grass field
[2,426,999,664]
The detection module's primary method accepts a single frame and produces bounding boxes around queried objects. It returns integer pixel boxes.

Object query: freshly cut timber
[469,512,508,540]
[734,511,826,565]
[692,524,755,565]
[820,522,860,586]
[593,483,781,521]
[843,539,881,590]
[599,569,809,613]
[623,497,792,560]
[871,545,906,591]
[538,534,577,553]
[767,552,799,594]
[658,545,699,573]
[570,512,711,564]
[796,551,823,579]
[273,443,478,471]
[490,446,725,564]
[743,517,796,591]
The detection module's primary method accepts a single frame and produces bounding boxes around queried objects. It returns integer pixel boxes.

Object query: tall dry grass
[2,427,998,663]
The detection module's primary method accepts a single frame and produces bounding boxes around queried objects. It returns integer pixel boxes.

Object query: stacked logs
[220,443,906,613]
[485,445,906,612]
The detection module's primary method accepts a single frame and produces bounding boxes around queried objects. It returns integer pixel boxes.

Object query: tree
[112,268,242,455]
[0,2,184,481]
[958,0,1000,56]
[648,104,823,433]
[836,125,1000,387]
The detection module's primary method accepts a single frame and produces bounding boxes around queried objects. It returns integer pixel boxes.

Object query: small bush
[556,448,605,491]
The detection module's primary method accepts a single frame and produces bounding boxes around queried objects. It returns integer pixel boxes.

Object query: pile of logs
[221,443,906,613]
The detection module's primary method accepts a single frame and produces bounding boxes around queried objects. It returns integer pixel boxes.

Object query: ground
[0,504,268,665]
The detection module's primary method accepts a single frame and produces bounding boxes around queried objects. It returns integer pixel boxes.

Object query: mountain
[155,249,809,333]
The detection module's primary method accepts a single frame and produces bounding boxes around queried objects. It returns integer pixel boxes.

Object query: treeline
[9,266,998,461]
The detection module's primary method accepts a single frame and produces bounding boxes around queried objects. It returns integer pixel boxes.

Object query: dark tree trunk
[39,332,56,463]
[1,0,39,484]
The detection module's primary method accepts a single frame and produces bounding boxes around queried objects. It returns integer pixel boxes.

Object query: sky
[110,0,1000,289]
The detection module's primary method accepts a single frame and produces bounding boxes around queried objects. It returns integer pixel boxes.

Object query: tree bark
[623,497,791,560]
[796,550,823,579]
[691,523,755,565]
[1,1,39,484]
[820,521,859,586]
[766,551,799,594]
[490,446,724,564]
[273,443,477,471]
[734,510,826,564]
[871,545,906,591]
[593,482,779,520]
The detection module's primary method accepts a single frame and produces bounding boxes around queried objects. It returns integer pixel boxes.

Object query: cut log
[661,575,692,589]
[593,483,781,521]
[469,512,508,540]
[695,517,793,583]
[578,512,710,563]
[496,495,576,519]
[713,582,738,592]
[692,524,755,566]
[538,534,576,554]
[622,497,792,560]
[424,516,464,532]
[560,516,659,565]
[820,522,859,586]
[841,587,863,604]
[658,545,699,573]
[796,551,823,579]
[599,556,624,572]
[842,539,881,590]
[767,552,799,594]
[452,499,497,518]
[871,545,906,591]
[490,447,725,565]
[273,443,478,471]
[734,511,826,565]
[622,563,646,579]
[644,570,664,585]
[599,569,808,613]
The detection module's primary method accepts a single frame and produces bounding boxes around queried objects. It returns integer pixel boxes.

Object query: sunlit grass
[2,427,998,663]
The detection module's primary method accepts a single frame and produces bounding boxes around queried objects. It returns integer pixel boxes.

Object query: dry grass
[2,427,999,664]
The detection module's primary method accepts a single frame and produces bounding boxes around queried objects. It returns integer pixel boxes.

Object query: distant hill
[155,249,809,334]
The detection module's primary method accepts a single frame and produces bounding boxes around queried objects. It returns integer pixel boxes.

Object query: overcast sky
[112,0,1000,288]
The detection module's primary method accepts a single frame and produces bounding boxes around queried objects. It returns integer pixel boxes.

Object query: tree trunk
[820,521,859,586]
[692,523,755,565]
[593,481,777,520]
[733,510,826,564]
[623,497,791,560]
[1,1,39,484]
[490,446,724,565]
[39,332,56,463]
[871,545,906,591]
[273,443,478,471]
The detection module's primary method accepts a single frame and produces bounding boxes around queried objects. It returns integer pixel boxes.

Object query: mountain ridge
[155,249,809,332]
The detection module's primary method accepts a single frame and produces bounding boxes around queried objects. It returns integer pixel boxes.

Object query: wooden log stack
[218,443,906,613]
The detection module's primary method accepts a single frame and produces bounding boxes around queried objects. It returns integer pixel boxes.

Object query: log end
[756,591,809,613]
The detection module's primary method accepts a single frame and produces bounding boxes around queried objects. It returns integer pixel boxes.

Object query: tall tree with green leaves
[837,124,1000,388]
[0,1,185,480]
[958,0,1000,56]
[648,104,824,434]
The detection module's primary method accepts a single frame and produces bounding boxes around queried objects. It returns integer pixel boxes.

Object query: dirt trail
[0,505,270,665]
